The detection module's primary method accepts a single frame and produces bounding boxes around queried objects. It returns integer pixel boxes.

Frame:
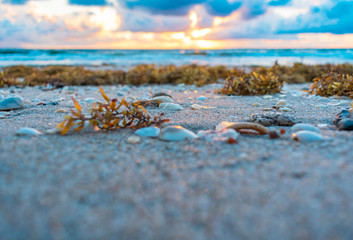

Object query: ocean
[1,49,353,69]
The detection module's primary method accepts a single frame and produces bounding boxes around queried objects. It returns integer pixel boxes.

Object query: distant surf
[1,49,353,69]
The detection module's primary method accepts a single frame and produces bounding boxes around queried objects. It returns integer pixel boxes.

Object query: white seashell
[159,126,198,141]
[292,124,321,133]
[215,121,235,131]
[292,130,324,142]
[197,128,239,142]
[159,103,183,111]
[0,97,23,111]
[16,127,42,136]
[151,96,173,103]
[135,127,160,137]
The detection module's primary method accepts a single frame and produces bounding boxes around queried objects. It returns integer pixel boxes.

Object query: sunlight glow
[189,11,198,28]
[90,8,120,32]
[191,28,211,38]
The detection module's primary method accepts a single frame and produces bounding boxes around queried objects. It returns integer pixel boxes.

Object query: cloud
[268,0,291,6]
[2,0,29,4]
[278,0,353,34]
[118,0,244,17]
[68,0,109,6]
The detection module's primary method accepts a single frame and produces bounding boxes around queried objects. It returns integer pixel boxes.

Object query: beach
[1,82,353,239]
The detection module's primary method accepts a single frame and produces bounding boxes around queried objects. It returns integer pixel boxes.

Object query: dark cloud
[68,0,109,6]
[2,0,29,4]
[205,0,242,17]
[119,0,204,16]
[119,0,243,17]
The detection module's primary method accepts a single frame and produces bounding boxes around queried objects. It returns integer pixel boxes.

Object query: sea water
[1,49,353,69]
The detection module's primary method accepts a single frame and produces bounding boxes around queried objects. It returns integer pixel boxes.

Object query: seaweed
[310,72,353,98]
[218,70,284,95]
[57,87,168,135]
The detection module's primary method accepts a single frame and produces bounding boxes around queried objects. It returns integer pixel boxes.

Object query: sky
[0,0,353,49]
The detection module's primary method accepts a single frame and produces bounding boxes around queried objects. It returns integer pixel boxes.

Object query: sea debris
[56,86,168,135]
[218,71,284,95]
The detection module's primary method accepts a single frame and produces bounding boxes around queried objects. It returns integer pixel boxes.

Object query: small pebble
[277,100,286,106]
[337,119,353,131]
[268,131,280,139]
[280,107,291,112]
[197,96,206,101]
[152,92,172,98]
[127,135,141,144]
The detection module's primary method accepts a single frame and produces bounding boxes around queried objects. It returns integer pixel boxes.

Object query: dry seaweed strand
[57,86,169,135]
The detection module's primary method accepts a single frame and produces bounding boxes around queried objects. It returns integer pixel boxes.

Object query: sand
[0,83,353,240]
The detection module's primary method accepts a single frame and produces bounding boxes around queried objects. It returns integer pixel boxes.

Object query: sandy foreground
[0,82,353,240]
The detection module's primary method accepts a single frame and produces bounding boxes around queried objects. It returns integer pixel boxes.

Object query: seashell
[151,96,173,103]
[159,103,183,111]
[292,124,321,133]
[16,127,42,136]
[159,126,198,141]
[0,97,23,111]
[135,127,160,137]
[197,128,239,142]
[292,130,324,142]
[215,121,235,131]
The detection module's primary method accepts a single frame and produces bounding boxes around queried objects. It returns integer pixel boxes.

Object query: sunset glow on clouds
[0,0,353,49]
